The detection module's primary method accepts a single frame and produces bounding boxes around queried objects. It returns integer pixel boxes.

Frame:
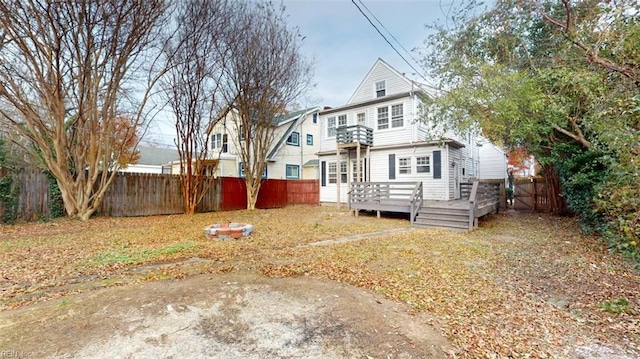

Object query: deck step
[414,206,470,230]
[418,207,468,216]
[415,213,468,223]
[413,218,469,231]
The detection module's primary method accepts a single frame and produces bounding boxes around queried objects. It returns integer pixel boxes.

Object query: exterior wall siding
[478,143,507,180]
[349,61,413,104]
[207,109,319,180]
[319,145,448,202]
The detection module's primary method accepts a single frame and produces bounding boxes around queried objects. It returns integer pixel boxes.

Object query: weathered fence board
[287,180,319,205]
[1,169,320,222]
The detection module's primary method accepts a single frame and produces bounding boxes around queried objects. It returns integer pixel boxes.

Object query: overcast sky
[283,0,452,107]
[145,0,454,147]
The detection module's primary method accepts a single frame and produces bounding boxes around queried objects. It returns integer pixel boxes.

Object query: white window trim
[327,116,337,138]
[328,162,337,184]
[416,155,431,174]
[391,104,403,128]
[338,114,347,127]
[375,80,386,98]
[287,131,300,146]
[398,157,412,175]
[285,164,300,179]
[377,106,389,130]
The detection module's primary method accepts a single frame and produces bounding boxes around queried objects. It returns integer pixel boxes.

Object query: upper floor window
[327,116,336,137]
[338,114,347,127]
[312,113,318,124]
[375,80,386,98]
[357,112,366,125]
[287,131,300,146]
[391,104,403,128]
[211,133,228,153]
[307,134,313,145]
[416,156,430,173]
[377,107,389,130]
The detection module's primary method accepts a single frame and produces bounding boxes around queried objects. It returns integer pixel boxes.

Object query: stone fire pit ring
[204,223,253,240]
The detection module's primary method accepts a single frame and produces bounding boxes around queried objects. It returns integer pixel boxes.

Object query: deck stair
[414,180,503,231]
[414,203,470,231]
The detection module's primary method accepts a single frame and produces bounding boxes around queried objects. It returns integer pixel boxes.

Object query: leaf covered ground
[0,206,638,358]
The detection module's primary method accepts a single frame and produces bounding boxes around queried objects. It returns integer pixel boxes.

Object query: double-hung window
[338,114,347,127]
[306,134,313,145]
[327,117,336,137]
[391,104,403,128]
[211,133,228,153]
[398,157,411,174]
[377,107,389,130]
[211,133,222,149]
[375,80,386,97]
[416,156,430,173]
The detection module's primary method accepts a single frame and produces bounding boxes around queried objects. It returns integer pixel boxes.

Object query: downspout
[300,116,304,179]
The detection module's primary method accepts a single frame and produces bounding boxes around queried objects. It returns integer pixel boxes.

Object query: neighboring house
[206,107,320,180]
[478,141,508,180]
[317,58,505,204]
[119,146,180,174]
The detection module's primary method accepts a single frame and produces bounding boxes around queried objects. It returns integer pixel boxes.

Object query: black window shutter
[388,154,395,180]
[433,150,441,179]
[321,161,326,187]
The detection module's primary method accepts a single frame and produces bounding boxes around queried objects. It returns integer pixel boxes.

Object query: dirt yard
[1,206,639,358]
[0,272,450,358]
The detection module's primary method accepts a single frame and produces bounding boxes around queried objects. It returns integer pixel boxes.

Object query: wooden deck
[349,181,503,231]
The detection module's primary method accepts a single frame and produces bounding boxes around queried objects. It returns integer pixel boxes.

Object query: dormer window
[375,80,386,98]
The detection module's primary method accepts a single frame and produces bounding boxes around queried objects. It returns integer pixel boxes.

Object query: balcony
[336,125,373,148]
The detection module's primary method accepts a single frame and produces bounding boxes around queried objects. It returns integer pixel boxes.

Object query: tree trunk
[246,179,261,210]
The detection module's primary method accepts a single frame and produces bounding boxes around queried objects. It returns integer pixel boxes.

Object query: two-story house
[318,58,496,204]
[207,106,320,180]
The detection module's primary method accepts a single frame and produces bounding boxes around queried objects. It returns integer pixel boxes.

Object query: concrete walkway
[303,227,414,247]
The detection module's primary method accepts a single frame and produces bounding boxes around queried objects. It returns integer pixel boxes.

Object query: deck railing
[409,182,423,224]
[468,180,502,229]
[336,125,373,146]
[349,181,422,224]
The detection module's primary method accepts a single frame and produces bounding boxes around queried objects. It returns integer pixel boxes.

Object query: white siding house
[318,58,504,203]
[205,107,320,180]
[478,142,508,180]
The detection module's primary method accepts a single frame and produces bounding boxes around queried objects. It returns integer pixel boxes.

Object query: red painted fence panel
[287,180,319,205]
[256,179,288,209]
[220,177,247,211]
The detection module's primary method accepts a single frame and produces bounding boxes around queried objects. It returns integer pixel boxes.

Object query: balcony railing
[336,125,373,146]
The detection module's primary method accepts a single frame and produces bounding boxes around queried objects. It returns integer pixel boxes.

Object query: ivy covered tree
[0,0,169,220]
[419,0,639,256]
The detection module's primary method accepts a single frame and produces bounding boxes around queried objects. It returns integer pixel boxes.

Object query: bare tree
[0,0,169,220]
[162,0,234,214]
[224,1,313,210]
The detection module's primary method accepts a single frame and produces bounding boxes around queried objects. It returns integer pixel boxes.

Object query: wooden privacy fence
[513,177,558,212]
[0,169,319,222]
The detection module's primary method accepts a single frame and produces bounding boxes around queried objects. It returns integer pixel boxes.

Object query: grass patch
[599,297,632,314]
[87,242,199,266]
